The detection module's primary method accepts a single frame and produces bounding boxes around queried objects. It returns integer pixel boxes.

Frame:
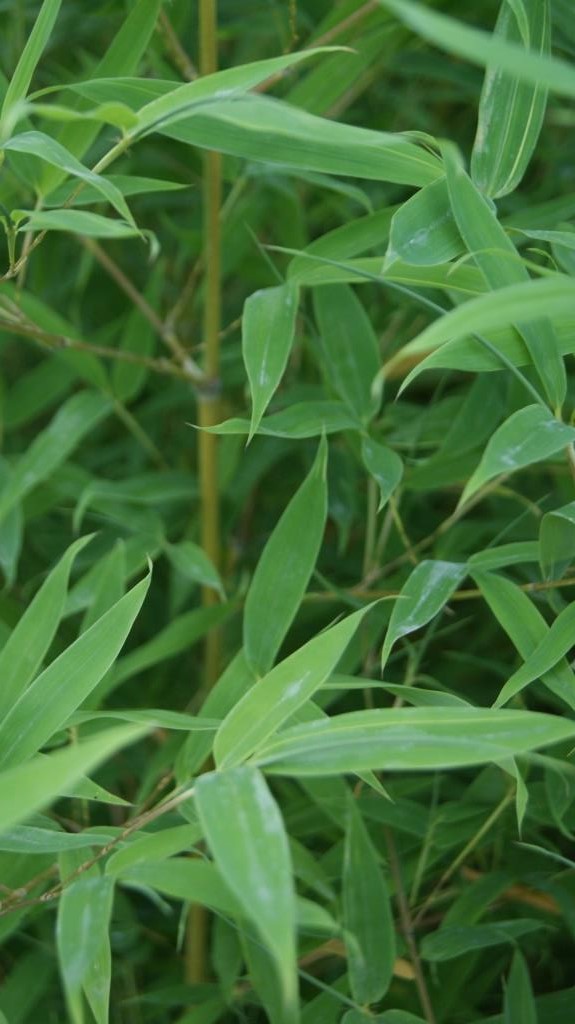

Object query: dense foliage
[1,1,575,1021]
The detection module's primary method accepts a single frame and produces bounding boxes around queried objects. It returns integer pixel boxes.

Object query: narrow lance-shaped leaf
[57,854,114,1024]
[504,949,538,1024]
[165,540,224,598]
[243,437,328,676]
[133,47,343,136]
[195,767,298,1019]
[471,0,551,199]
[361,438,403,510]
[0,534,92,721]
[386,177,463,267]
[378,0,575,100]
[473,570,575,710]
[0,0,62,133]
[343,800,395,1004]
[39,0,164,194]
[313,284,381,422]
[0,569,151,769]
[539,501,575,580]
[13,208,144,239]
[1,132,135,225]
[162,94,443,187]
[0,724,147,833]
[217,604,372,769]
[242,282,299,440]
[459,406,575,507]
[443,140,565,407]
[0,390,111,526]
[253,707,575,777]
[381,561,467,669]
[495,598,575,707]
[389,281,575,394]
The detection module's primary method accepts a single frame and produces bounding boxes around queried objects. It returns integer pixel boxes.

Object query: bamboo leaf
[57,865,114,1024]
[242,282,299,440]
[313,284,381,421]
[0,0,62,133]
[195,767,298,1018]
[471,570,575,710]
[343,801,395,1004]
[361,438,403,511]
[162,94,443,187]
[442,140,565,407]
[0,725,146,833]
[13,207,143,239]
[381,561,467,669]
[0,570,151,769]
[378,0,575,99]
[460,406,575,506]
[243,438,328,676]
[216,605,371,769]
[539,501,575,580]
[394,276,575,392]
[0,391,111,526]
[1,131,135,223]
[495,599,575,707]
[0,535,92,721]
[504,949,538,1024]
[471,0,550,198]
[206,401,360,438]
[387,177,462,266]
[254,707,575,776]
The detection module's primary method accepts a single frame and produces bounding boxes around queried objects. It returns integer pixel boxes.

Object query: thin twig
[158,9,198,81]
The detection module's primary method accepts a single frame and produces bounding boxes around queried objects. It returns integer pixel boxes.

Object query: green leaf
[313,284,380,421]
[57,867,114,1024]
[442,140,565,407]
[14,207,143,239]
[387,177,462,266]
[539,501,575,580]
[0,724,146,832]
[393,276,575,391]
[460,406,575,506]
[162,94,443,187]
[1,132,135,223]
[0,391,111,526]
[105,823,202,876]
[504,949,538,1024]
[195,767,297,1017]
[206,401,360,438]
[0,534,92,721]
[242,282,299,440]
[378,0,575,99]
[165,540,224,598]
[421,919,545,963]
[38,0,164,194]
[343,801,395,1003]
[254,707,575,776]
[361,438,403,510]
[133,48,342,136]
[473,570,575,710]
[468,541,540,573]
[244,437,328,676]
[0,459,22,587]
[0,0,62,133]
[495,598,575,707]
[471,0,550,198]
[0,569,150,769]
[215,604,370,769]
[381,561,467,669]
